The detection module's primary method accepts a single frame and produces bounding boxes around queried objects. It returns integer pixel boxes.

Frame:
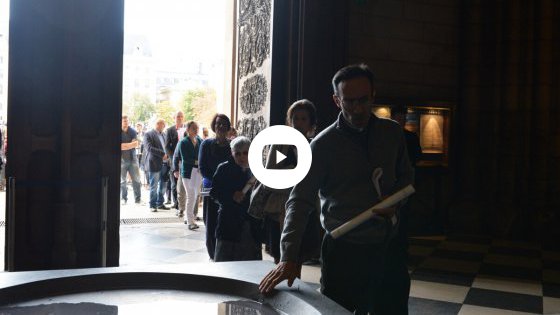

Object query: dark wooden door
[5,0,123,271]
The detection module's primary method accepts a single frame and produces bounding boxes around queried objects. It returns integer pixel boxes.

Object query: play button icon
[249,126,312,189]
[276,150,287,164]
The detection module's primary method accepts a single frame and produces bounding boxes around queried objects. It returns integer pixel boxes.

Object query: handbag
[247,181,272,219]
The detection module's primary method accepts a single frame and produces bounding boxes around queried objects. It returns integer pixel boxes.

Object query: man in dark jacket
[165,111,186,214]
[143,118,170,212]
[260,64,414,315]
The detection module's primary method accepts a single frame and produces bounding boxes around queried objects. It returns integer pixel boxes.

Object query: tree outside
[155,99,176,127]
[180,87,217,129]
[123,93,156,125]
[123,88,217,132]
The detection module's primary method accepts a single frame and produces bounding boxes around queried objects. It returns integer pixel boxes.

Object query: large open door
[5,0,123,271]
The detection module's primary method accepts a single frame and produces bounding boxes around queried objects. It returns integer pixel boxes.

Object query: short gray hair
[230,136,251,152]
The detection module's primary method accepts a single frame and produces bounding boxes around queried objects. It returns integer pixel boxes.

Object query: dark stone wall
[346,0,459,104]
[344,0,459,236]
[338,0,560,240]
[293,0,348,130]
[452,0,560,239]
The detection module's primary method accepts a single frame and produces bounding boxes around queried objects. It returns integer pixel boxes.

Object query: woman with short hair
[198,113,232,260]
[211,136,261,262]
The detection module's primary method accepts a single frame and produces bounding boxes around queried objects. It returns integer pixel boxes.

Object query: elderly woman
[198,113,232,260]
[210,136,261,262]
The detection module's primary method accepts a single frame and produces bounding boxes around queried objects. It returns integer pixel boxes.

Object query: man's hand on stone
[259,261,302,294]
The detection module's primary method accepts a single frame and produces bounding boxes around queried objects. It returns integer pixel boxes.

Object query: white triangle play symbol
[276,150,287,164]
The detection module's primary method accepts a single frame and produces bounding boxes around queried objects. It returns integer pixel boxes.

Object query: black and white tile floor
[407,235,560,314]
[121,223,560,314]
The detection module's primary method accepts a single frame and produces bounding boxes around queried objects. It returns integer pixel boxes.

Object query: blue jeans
[148,164,168,208]
[120,159,141,202]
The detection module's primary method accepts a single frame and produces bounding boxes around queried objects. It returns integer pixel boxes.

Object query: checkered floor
[119,223,560,314]
[407,235,560,314]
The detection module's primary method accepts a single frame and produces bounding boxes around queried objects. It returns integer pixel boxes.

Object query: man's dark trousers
[320,234,410,315]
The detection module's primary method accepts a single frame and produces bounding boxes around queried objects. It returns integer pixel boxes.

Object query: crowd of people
[121,63,420,314]
[120,104,324,259]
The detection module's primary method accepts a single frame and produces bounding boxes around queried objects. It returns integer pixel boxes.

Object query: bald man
[143,119,170,212]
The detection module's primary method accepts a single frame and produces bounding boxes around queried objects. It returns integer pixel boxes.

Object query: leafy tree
[180,88,217,128]
[155,100,176,127]
[123,93,156,124]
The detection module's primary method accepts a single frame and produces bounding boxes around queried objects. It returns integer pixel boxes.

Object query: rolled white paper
[330,185,415,239]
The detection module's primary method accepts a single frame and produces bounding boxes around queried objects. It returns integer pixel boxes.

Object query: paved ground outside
[0,183,180,222]
[0,183,199,271]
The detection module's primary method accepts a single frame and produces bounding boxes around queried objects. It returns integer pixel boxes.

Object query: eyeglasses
[336,95,373,107]
[234,151,249,157]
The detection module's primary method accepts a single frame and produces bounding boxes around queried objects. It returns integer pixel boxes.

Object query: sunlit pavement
[0,178,208,268]
[0,184,180,222]
[120,184,185,220]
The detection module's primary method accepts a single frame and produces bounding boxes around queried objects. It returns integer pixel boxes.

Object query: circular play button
[248,125,312,189]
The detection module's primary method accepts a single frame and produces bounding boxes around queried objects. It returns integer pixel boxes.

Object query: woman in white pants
[173,121,203,230]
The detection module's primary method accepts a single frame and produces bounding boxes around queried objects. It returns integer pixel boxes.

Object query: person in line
[174,120,203,230]
[255,99,321,264]
[135,122,147,187]
[211,136,261,262]
[0,127,4,191]
[199,114,232,260]
[202,127,210,140]
[165,111,187,214]
[227,127,238,140]
[143,119,171,212]
[120,115,142,205]
[260,64,414,314]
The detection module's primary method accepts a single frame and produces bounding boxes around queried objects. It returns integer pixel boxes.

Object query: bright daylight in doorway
[122,0,229,130]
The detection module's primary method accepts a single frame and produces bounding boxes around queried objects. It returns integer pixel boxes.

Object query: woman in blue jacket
[198,114,232,260]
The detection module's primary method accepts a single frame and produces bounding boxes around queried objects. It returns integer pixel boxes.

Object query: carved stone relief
[237,116,267,140]
[240,74,268,115]
[238,0,271,78]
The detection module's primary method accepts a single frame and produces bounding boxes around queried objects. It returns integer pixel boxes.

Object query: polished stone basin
[0,261,351,314]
